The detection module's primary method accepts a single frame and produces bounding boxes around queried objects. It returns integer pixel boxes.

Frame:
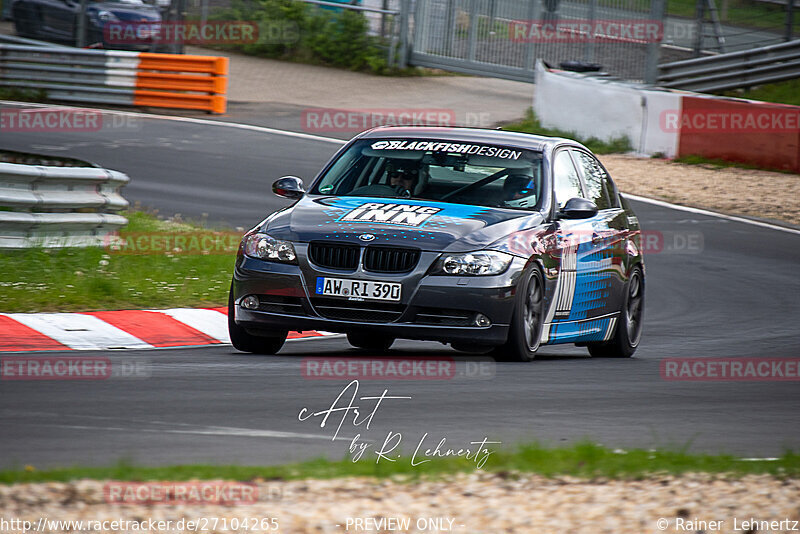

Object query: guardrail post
[786,0,795,41]
[523,0,537,73]
[76,0,88,48]
[467,0,478,62]
[584,0,597,63]
[398,0,410,69]
[646,0,666,84]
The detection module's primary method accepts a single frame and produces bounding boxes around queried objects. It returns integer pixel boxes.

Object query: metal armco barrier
[0,162,130,248]
[0,45,228,113]
[658,39,800,92]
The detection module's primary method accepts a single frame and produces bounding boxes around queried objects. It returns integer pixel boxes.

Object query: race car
[228,127,645,361]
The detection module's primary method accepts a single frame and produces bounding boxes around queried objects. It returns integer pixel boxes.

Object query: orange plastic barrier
[132,91,226,114]
[134,53,228,114]
[135,72,227,94]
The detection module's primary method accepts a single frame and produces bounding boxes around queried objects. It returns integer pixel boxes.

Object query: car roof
[356,126,586,152]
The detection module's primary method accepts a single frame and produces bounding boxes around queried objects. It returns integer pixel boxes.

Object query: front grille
[311,297,405,323]
[257,295,306,316]
[414,307,474,326]
[364,246,420,273]
[308,241,360,270]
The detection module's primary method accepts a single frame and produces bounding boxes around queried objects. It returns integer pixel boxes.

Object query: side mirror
[272,176,305,200]
[559,197,598,219]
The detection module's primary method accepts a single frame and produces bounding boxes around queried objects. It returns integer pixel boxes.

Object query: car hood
[262,196,545,253]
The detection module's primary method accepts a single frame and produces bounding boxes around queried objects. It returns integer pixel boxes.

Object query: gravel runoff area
[2,473,799,533]
[600,155,800,227]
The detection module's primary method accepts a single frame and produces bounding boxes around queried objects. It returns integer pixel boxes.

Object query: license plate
[315,277,401,302]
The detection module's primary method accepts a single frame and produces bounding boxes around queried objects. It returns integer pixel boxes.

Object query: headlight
[243,233,297,264]
[97,10,119,22]
[435,250,513,276]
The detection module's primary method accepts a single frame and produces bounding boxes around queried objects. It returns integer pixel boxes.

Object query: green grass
[503,109,632,154]
[1,442,797,484]
[0,87,47,102]
[0,149,94,167]
[720,79,800,107]
[673,153,797,174]
[0,212,238,313]
[665,0,790,30]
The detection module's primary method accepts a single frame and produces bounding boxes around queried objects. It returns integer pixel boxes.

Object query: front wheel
[587,265,644,358]
[228,287,287,354]
[493,265,545,362]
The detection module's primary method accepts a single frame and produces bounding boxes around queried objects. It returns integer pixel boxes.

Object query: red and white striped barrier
[534,61,800,173]
[0,307,333,352]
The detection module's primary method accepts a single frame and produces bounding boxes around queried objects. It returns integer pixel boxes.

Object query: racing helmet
[503,173,538,208]
[386,160,420,183]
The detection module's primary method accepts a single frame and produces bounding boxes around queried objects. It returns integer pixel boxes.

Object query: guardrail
[658,39,800,92]
[0,33,71,48]
[0,45,228,113]
[0,161,130,248]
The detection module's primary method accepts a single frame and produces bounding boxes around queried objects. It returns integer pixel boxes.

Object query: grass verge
[665,0,789,30]
[0,211,237,313]
[0,87,47,102]
[2,442,797,484]
[721,79,800,107]
[502,109,632,155]
[673,154,798,174]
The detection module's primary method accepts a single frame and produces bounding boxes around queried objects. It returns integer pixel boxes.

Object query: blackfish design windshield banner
[370,140,523,160]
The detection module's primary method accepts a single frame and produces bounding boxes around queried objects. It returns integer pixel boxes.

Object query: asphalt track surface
[1,108,799,468]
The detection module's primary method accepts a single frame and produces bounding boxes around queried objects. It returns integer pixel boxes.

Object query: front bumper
[231,252,526,346]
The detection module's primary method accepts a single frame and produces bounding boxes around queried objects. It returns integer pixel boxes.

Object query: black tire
[587,265,644,358]
[492,265,545,362]
[227,287,287,354]
[347,332,394,352]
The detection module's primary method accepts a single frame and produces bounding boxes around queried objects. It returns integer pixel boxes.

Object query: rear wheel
[227,287,287,354]
[347,332,394,352]
[493,265,545,362]
[587,265,644,358]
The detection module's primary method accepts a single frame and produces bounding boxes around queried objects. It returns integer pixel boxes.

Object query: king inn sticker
[339,202,442,226]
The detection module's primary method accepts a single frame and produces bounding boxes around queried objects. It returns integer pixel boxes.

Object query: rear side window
[571,150,615,210]
[552,150,583,209]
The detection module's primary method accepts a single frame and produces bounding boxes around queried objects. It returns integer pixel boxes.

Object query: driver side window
[552,150,583,209]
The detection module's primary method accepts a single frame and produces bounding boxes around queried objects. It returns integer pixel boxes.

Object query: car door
[542,148,614,343]
[569,149,628,318]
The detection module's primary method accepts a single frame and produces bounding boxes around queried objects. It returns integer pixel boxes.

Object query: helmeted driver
[503,173,538,208]
[387,161,421,198]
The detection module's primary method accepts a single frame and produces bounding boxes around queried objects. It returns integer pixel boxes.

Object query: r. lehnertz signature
[297,380,500,469]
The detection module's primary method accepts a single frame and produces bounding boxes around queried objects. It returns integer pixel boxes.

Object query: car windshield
[311,139,544,211]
